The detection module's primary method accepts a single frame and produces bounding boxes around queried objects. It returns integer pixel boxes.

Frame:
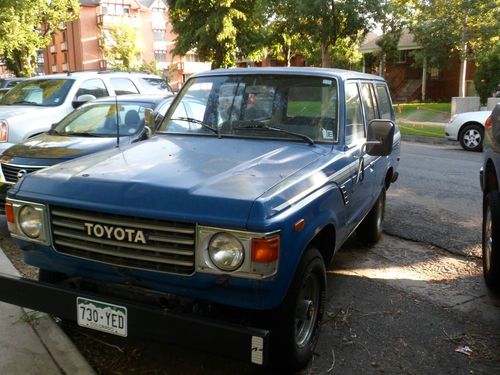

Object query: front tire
[460,124,483,152]
[271,248,326,371]
[483,191,500,290]
[357,188,386,244]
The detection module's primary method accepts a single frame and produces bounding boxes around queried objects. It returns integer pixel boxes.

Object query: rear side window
[360,82,377,123]
[110,78,139,95]
[345,82,365,145]
[76,79,109,99]
[375,84,394,120]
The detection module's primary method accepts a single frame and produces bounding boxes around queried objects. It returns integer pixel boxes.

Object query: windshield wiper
[65,132,108,137]
[9,100,43,106]
[234,122,315,145]
[170,117,219,136]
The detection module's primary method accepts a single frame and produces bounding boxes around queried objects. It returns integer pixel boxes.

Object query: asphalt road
[385,141,483,257]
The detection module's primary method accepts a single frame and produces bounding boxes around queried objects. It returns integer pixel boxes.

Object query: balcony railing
[181,61,212,75]
[97,14,140,28]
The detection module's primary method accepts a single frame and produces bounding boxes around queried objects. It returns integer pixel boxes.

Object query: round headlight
[19,205,43,238]
[208,232,244,271]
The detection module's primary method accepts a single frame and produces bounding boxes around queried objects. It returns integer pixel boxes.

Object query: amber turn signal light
[5,202,14,224]
[252,236,280,263]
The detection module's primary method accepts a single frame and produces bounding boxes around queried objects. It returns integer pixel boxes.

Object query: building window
[153,31,165,42]
[184,54,199,62]
[430,67,440,80]
[155,52,167,63]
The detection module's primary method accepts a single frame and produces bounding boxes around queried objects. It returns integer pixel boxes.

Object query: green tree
[474,45,500,104]
[166,0,264,69]
[0,0,80,76]
[101,25,142,70]
[409,0,499,96]
[268,0,381,68]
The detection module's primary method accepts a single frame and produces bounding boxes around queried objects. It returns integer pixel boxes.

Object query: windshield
[53,102,154,137]
[0,79,74,107]
[159,74,338,143]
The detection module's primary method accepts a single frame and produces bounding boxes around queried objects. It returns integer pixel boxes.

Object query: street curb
[401,134,458,146]
[0,249,96,375]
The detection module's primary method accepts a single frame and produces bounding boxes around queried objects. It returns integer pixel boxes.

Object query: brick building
[44,0,210,90]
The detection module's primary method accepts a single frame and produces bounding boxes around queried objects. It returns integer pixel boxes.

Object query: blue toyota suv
[481,103,500,290]
[0,67,400,370]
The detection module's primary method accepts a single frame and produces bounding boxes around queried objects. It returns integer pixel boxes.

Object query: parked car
[445,110,491,151]
[0,78,25,99]
[480,103,500,290]
[0,71,173,153]
[0,94,174,209]
[0,67,400,371]
[0,77,26,89]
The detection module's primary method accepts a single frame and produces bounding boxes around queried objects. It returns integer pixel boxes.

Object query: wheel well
[458,121,483,139]
[485,160,499,194]
[309,224,335,266]
[385,167,394,190]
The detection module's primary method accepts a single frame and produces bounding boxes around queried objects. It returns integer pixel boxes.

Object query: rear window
[139,77,173,94]
[375,85,394,120]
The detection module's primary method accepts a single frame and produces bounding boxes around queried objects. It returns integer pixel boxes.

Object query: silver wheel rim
[485,206,493,272]
[295,273,320,348]
[463,129,481,148]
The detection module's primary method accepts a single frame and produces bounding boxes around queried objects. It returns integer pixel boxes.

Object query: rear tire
[357,188,386,244]
[459,124,483,152]
[483,191,500,290]
[271,248,326,371]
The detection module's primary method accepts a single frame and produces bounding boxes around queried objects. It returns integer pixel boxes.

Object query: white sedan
[445,110,491,151]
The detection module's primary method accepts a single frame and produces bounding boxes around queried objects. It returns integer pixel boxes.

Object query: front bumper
[0,272,270,366]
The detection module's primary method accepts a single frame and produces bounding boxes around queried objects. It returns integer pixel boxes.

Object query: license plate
[76,297,127,337]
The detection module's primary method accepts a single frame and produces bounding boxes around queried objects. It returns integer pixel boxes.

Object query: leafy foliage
[0,0,80,76]
[166,0,264,68]
[409,0,499,68]
[474,44,500,104]
[101,25,142,71]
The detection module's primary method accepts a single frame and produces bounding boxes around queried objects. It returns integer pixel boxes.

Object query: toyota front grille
[50,206,196,275]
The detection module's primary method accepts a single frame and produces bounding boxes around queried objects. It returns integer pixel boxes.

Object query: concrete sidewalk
[0,250,95,375]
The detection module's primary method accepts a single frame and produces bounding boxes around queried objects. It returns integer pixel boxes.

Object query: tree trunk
[321,42,330,68]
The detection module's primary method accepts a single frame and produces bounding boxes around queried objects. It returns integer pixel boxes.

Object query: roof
[359,29,421,54]
[194,67,385,82]
[93,94,172,104]
[25,71,162,81]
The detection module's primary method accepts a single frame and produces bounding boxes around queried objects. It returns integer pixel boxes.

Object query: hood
[16,136,329,227]
[0,105,57,118]
[3,134,131,160]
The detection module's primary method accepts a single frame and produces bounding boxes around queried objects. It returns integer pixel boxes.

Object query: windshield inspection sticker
[322,128,334,140]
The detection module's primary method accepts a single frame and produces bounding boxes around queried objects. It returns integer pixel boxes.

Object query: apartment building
[44,0,210,90]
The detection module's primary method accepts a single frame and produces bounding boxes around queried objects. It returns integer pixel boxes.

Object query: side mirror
[72,94,96,108]
[143,108,156,136]
[365,119,395,156]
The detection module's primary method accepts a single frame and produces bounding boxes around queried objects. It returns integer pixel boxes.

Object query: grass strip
[398,122,445,138]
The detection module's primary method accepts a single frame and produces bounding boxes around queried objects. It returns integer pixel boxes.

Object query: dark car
[481,103,500,290]
[0,94,174,207]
